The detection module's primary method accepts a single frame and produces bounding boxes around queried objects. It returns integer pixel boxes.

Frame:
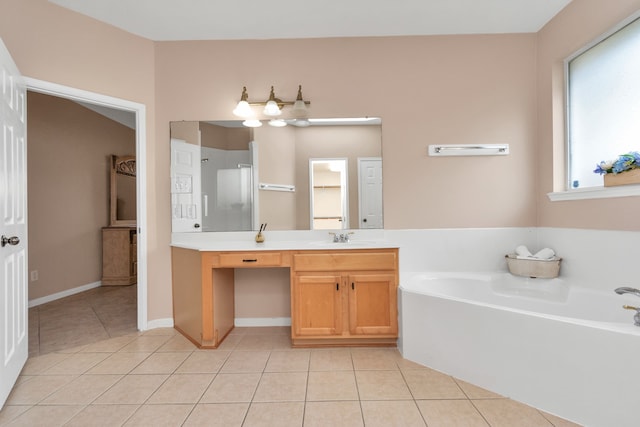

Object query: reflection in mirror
[170,119,382,232]
[310,159,348,230]
[110,155,136,226]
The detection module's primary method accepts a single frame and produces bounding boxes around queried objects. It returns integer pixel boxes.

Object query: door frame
[24,77,148,331]
[308,158,349,230]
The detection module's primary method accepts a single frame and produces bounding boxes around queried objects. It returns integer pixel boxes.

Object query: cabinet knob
[194,223,201,228]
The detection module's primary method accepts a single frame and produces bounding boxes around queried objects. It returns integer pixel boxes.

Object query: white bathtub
[400,272,640,427]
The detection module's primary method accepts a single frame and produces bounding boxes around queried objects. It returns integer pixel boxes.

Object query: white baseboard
[234,317,291,327]
[28,281,102,308]
[145,318,174,330]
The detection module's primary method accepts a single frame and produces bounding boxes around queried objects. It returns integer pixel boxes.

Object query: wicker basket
[505,254,562,279]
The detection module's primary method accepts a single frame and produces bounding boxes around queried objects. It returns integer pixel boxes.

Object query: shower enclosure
[201,143,256,232]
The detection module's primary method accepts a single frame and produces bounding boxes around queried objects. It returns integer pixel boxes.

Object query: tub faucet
[615,287,640,297]
[622,305,640,326]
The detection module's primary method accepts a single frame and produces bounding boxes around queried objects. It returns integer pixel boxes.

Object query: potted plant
[593,151,640,186]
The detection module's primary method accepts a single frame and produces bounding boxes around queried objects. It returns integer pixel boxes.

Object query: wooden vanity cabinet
[292,273,344,337]
[171,248,291,348]
[170,247,398,349]
[291,249,398,347]
[102,226,137,286]
[348,272,398,336]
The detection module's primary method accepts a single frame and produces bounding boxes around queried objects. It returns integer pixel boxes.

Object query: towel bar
[428,144,509,156]
[259,183,295,192]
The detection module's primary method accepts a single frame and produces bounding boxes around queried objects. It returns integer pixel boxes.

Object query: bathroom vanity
[171,244,398,348]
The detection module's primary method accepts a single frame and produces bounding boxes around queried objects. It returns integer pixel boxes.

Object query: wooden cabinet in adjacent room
[102,226,137,286]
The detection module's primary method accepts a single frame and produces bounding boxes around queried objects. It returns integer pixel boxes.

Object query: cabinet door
[292,274,343,337]
[348,273,397,335]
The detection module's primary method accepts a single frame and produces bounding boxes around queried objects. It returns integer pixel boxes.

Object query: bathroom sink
[307,240,380,248]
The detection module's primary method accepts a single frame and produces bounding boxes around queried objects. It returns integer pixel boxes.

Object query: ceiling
[49,0,572,41]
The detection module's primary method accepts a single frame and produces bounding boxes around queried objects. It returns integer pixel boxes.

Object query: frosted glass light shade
[263,100,281,116]
[291,118,310,127]
[242,119,262,127]
[233,100,253,118]
[268,119,287,127]
[292,99,308,116]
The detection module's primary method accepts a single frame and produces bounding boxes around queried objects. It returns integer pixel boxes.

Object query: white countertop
[171,230,398,252]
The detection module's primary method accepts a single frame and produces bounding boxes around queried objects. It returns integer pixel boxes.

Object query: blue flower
[594,151,640,175]
[612,156,632,173]
[593,163,610,175]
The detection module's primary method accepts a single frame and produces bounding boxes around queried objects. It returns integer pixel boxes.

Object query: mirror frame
[110,154,137,227]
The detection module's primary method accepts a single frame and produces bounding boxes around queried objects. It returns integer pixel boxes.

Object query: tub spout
[615,287,640,297]
[622,305,640,326]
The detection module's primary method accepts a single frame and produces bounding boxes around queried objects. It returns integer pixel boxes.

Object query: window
[566,15,640,189]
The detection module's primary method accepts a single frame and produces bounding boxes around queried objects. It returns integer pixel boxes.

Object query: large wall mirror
[110,155,137,226]
[170,118,382,232]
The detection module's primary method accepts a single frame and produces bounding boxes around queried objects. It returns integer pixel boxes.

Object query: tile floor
[2,286,582,426]
[28,284,138,357]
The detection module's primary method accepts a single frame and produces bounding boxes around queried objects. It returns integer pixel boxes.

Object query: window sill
[547,185,640,201]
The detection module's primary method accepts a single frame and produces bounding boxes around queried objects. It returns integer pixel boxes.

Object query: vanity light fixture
[288,118,310,127]
[242,119,262,128]
[232,87,253,117]
[291,85,309,117]
[232,85,310,121]
[268,119,287,127]
[263,86,282,116]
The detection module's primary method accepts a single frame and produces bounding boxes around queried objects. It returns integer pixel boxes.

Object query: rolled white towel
[515,245,532,257]
[533,248,555,260]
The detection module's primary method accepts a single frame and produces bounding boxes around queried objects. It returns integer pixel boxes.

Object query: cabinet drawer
[217,252,283,268]
[293,251,397,272]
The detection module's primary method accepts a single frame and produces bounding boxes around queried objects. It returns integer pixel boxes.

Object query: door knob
[1,235,20,247]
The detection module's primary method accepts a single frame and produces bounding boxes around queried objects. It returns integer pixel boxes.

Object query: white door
[358,157,383,229]
[0,38,28,409]
[170,138,202,232]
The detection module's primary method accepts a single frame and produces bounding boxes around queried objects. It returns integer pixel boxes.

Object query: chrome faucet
[622,305,640,326]
[329,232,354,243]
[615,287,640,297]
[615,287,640,326]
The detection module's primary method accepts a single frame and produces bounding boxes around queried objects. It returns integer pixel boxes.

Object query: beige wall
[200,123,251,150]
[536,0,640,230]
[155,35,539,233]
[0,0,162,317]
[27,92,135,299]
[170,121,199,145]
[255,125,297,230]
[2,0,639,323]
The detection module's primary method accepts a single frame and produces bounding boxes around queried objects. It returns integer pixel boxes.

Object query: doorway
[25,78,148,332]
[309,158,348,230]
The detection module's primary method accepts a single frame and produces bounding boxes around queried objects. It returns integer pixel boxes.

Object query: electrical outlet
[30,270,38,282]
